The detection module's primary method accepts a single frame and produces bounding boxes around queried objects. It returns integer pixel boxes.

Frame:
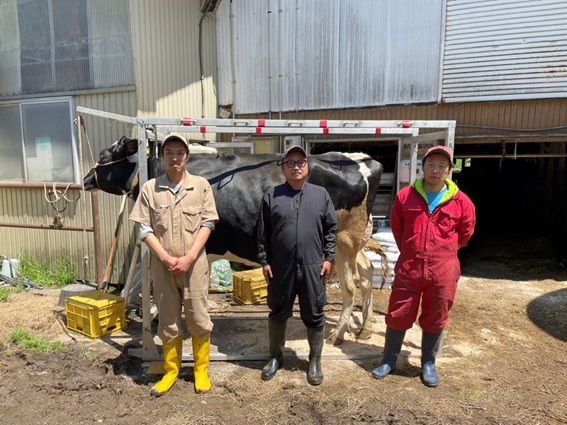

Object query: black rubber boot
[306,326,325,386]
[421,330,443,387]
[261,318,287,381]
[371,327,406,379]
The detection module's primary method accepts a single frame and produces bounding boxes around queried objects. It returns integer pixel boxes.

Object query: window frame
[0,96,80,184]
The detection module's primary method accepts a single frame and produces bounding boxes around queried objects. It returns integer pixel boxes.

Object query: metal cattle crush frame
[76,106,456,361]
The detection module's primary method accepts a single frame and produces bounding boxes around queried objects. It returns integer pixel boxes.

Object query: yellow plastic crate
[232,268,268,305]
[66,290,127,338]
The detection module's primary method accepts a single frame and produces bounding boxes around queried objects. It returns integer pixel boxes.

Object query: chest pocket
[152,208,170,233]
[402,201,426,235]
[182,206,202,234]
[436,204,462,238]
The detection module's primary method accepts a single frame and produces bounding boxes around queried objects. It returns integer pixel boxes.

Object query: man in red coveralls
[372,145,476,387]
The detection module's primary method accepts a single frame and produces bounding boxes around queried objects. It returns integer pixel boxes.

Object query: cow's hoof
[326,335,343,346]
[357,329,373,340]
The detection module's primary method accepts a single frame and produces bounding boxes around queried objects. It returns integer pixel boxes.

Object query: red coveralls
[386,178,476,334]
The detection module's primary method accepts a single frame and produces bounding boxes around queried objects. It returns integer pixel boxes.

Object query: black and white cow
[84,136,384,345]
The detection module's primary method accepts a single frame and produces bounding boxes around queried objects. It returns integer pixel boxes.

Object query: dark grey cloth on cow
[257,182,338,327]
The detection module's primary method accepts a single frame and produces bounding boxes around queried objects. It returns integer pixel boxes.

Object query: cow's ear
[125,138,139,155]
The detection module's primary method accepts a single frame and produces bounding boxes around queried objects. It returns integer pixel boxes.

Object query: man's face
[281,151,309,184]
[162,141,189,173]
[422,153,451,187]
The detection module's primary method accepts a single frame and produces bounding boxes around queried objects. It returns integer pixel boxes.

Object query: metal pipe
[0,223,93,231]
[0,183,83,190]
[91,191,103,288]
[455,153,567,159]
[456,136,567,144]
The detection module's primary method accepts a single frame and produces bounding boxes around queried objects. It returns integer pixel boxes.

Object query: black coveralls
[257,182,338,328]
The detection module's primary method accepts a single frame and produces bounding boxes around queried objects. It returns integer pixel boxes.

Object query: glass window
[0,98,78,183]
[0,0,132,97]
[0,105,24,181]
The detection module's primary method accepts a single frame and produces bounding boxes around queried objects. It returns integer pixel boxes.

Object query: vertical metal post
[91,191,103,287]
[137,122,160,361]
[408,141,419,185]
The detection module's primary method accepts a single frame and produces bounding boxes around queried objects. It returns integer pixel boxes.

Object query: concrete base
[58,282,98,307]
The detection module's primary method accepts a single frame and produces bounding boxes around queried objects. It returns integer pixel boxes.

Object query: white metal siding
[444,0,567,102]
[129,0,218,131]
[217,0,444,114]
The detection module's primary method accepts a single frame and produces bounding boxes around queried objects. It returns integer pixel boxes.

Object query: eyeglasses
[283,159,308,169]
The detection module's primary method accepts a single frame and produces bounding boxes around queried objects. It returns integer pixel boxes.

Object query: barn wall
[444,0,567,103]
[129,0,218,140]
[216,0,445,114]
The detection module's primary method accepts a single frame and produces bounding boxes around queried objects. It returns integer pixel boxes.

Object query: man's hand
[262,265,273,285]
[320,260,332,284]
[169,252,197,276]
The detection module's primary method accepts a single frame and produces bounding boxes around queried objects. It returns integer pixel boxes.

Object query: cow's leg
[356,249,374,340]
[327,247,358,346]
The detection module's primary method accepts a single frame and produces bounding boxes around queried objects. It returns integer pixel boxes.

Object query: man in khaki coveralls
[130,133,219,396]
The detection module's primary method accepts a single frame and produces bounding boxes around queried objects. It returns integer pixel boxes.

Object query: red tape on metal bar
[200,126,206,133]
[375,128,382,134]
[182,118,193,126]
[319,120,327,128]
[256,127,262,134]
[257,119,265,127]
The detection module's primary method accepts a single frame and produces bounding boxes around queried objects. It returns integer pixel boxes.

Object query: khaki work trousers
[151,256,213,343]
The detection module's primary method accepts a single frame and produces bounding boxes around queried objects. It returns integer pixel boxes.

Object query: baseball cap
[422,145,453,168]
[162,132,189,153]
[281,145,307,160]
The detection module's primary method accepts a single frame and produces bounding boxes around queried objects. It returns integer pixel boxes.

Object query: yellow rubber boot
[192,333,212,394]
[150,337,182,397]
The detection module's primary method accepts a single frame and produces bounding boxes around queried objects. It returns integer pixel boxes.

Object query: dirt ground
[1,242,566,425]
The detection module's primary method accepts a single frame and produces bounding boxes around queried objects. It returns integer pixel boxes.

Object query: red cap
[423,145,453,167]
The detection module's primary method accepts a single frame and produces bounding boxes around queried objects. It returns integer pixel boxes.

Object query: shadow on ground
[526,287,567,342]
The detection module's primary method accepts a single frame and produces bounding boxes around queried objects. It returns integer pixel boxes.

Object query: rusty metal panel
[216,0,444,114]
[444,0,567,102]
[245,98,567,139]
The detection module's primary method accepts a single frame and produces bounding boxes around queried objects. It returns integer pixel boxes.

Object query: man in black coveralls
[257,146,338,386]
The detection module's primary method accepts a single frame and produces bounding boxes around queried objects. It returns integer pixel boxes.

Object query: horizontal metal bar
[456,135,567,144]
[0,223,94,232]
[305,137,401,144]
[163,125,419,136]
[0,183,83,190]
[137,351,379,364]
[76,106,137,125]
[455,153,567,159]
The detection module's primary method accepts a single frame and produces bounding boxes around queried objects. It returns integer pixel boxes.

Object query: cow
[84,136,384,345]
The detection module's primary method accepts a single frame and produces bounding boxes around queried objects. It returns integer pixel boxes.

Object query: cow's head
[83,136,140,198]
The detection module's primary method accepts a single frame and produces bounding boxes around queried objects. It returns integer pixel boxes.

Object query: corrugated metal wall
[0,2,21,95]
[444,0,567,102]
[217,0,445,114]
[129,0,218,131]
